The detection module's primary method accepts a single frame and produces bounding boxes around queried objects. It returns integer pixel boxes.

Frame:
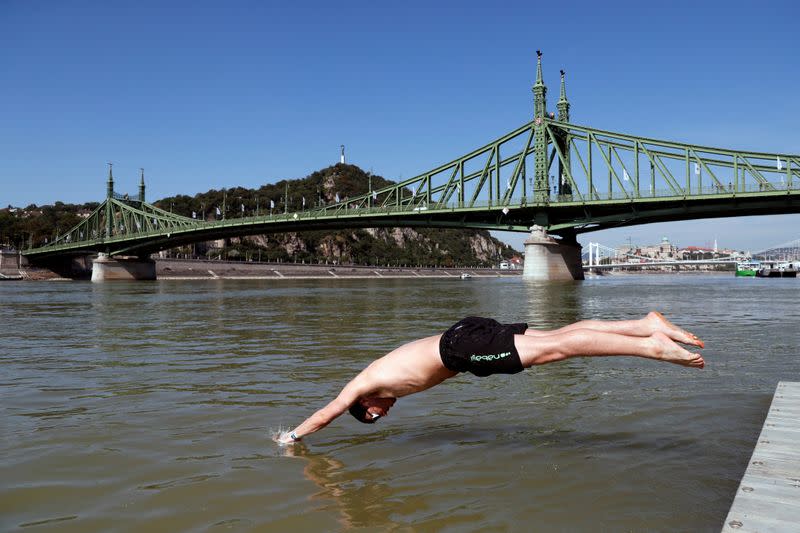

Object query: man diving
[277,312,704,444]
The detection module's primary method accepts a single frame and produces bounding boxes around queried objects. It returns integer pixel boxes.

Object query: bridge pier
[522,226,584,281]
[91,253,156,281]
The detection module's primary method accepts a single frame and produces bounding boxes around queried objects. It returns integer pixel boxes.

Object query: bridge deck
[722,381,800,532]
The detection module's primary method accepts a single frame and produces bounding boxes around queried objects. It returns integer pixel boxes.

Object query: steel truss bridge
[24,52,800,261]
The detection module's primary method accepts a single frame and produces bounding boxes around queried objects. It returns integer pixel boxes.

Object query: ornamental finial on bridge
[139,168,146,202]
[532,50,547,118]
[558,69,570,121]
[106,161,114,198]
[534,50,545,87]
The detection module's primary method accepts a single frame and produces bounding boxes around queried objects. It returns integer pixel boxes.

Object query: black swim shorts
[439,316,528,377]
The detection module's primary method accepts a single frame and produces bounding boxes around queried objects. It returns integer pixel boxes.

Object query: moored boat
[735,261,758,277]
[755,261,798,278]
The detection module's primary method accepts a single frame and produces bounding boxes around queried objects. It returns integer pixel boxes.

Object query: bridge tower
[92,164,157,281]
[524,53,583,281]
[532,50,549,201]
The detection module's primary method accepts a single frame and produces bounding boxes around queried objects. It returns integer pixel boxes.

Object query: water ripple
[1,276,797,531]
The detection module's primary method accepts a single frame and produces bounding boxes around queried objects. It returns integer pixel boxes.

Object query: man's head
[348,396,396,424]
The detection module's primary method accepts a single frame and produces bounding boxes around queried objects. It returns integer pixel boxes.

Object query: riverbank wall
[156,258,522,279]
[5,256,523,280]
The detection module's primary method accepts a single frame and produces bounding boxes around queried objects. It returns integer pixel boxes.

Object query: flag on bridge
[270,199,275,209]
[623,169,630,181]
[241,203,245,213]
[373,190,377,200]
[216,207,221,216]
[694,163,700,176]
[335,193,340,203]
[777,156,783,170]
[302,196,306,208]
[192,211,196,219]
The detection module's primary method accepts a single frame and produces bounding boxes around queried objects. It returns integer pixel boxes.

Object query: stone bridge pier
[522,226,584,281]
[91,254,156,281]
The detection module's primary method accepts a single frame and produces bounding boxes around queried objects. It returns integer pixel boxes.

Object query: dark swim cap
[348,402,378,424]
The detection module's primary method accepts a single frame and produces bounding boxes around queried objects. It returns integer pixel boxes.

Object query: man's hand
[275,431,300,445]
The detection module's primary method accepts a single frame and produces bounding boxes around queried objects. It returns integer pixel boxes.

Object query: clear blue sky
[1,0,798,252]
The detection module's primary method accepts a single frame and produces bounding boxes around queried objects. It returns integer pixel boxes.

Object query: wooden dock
[722,382,800,532]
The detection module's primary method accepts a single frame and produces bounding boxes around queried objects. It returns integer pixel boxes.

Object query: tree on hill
[1,164,519,266]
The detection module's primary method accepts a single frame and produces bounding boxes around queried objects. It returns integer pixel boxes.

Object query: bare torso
[353,334,458,398]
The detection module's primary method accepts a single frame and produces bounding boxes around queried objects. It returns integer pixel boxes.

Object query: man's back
[354,334,458,399]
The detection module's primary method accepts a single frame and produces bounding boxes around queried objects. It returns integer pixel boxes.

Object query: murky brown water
[2,275,799,531]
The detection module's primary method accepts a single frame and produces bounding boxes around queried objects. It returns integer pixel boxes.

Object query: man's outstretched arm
[277,380,366,444]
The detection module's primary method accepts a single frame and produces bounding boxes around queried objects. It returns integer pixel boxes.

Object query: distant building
[624,236,677,261]
[679,246,716,261]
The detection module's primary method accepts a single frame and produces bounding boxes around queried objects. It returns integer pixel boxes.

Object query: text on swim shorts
[470,351,512,362]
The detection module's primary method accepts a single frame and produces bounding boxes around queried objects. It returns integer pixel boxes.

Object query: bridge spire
[557,69,570,122]
[532,50,547,119]
[532,51,549,201]
[106,162,114,199]
[105,163,114,239]
[139,168,146,202]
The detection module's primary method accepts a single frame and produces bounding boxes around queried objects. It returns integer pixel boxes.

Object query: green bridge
[23,52,800,280]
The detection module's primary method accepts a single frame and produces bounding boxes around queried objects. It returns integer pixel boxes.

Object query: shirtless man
[277,312,704,444]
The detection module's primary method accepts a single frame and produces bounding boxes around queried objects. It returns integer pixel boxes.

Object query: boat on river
[755,261,798,278]
[735,261,759,277]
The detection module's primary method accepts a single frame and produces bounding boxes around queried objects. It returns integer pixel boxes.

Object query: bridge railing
[29,111,800,256]
[29,175,800,255]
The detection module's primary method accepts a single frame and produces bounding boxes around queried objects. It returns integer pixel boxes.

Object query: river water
[2,275,798,531]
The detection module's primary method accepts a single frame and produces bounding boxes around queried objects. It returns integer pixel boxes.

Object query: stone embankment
[5,257,522,280]
[157,258,522,279]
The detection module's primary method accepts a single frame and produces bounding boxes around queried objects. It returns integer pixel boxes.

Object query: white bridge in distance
[583,242,738,270]
[751,238,800,262]
[583,237,800,270]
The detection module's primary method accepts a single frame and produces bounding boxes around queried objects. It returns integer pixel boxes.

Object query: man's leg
[515,328,705,369]
[523,311,703,348]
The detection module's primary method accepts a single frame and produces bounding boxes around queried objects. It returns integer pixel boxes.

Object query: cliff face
[162,164,519,267]
[220,226,512,267]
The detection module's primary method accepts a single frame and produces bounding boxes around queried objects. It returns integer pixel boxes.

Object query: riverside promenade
[4,256,522,281]
[156,258,522,280]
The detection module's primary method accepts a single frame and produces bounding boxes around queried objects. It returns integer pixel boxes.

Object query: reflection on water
[1,276,798,530]
[281,443,401,530]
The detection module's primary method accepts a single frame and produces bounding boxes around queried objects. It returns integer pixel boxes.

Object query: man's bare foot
[649,331,705,368]
[647,311,704,348]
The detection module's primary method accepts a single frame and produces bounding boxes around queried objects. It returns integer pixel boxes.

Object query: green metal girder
[25,115,800,260]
